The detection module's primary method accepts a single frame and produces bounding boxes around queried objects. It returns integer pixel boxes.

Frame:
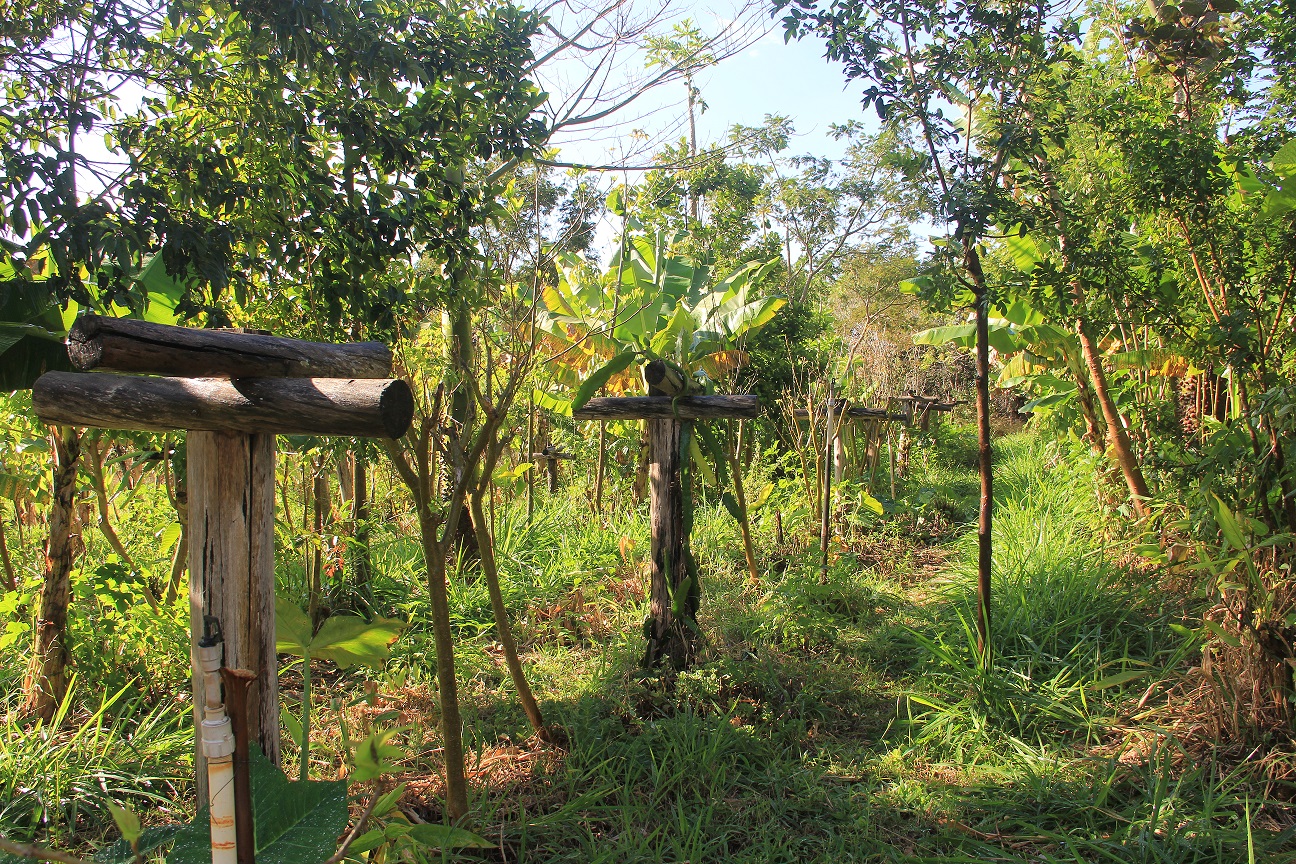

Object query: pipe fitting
[202,713,236,759]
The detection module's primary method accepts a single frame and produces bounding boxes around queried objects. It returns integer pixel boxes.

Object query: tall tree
[778,0,1078,658]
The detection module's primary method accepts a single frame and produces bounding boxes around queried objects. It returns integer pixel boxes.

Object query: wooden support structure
[31,318,411,806]
[574,392,758,668]
[530,445,575,494]
[67,313,392,379]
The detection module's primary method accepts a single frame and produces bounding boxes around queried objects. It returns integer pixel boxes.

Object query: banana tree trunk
[24,426,81,722]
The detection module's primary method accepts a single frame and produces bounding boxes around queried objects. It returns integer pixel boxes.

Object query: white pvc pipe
[198,643,237,864]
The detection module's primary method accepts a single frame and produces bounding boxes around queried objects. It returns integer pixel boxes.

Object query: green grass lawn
[2,427,1292,862]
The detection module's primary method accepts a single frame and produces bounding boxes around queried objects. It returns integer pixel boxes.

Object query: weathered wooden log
[32,372,414,438]
[573,395,758,421]
[793,406,907,421]
[645,417,696,668]
[67,314,392,379]
[189,431,278,804]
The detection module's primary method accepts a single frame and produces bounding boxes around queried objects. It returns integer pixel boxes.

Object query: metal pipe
[197,617,237,864]
[221,667,258,864]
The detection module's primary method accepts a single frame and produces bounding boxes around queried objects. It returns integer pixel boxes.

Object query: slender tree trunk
[415,499,469,820]
[309,462,327,629]
[0,502,16,592]
[352,450,372,599]
[470,460,544,735]
[1076,319,1151,517]
[24,426,81,722]
[965,248,993,662]
[594,422,607,516]
[819,387,834,584]
[728,420,759,584]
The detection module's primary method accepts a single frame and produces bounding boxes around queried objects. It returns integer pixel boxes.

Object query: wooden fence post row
[31,313,413,801]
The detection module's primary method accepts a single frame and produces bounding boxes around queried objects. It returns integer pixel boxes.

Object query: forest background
[1,0,1295,860]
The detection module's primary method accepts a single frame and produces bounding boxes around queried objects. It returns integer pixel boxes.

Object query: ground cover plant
[3,0,1296,860]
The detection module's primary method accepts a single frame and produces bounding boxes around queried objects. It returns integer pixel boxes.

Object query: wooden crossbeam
[573,394,758,421]
[68,313,392,379]
[33,372,413,439]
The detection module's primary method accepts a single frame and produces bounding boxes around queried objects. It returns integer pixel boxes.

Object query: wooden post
[574,394,756,669]
[189,431,278,802]
[646,415,695,668]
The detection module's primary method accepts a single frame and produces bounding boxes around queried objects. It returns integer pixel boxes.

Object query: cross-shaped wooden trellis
[31,315,413,800]
[573,378,758,668]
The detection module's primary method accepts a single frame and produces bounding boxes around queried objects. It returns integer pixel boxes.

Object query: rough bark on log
[644,417,697,668]
[68,314,392,379]
[189,431,278,804]
[23,426,80,722]
[33,372,413,439]
[574,395,758,421]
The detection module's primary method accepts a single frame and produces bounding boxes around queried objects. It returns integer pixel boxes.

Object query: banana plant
[538,229,785,586]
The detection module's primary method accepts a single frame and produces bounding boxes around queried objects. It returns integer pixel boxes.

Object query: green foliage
[167,746,347,864]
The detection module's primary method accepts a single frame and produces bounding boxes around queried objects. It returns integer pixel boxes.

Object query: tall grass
[0,679,192,843]
[905,436,1188,757]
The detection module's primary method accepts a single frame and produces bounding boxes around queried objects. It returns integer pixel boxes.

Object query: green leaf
[371,782,407,817]
[1202,618,1242,648]
[1270,139,1296,178]
[168,746,348,864]
[1089,668,1151,690]
[108,803,143,844]
[349,728,405,782]
[345,829,388,856]
[572,351,637,412]
[859,492,884,516]
[275,597,315,658]
[914,324,976,347]
[749,483,774,512]
[282,710,305,749]
[721,491,743,522]
[403,824,493,851]
[650,304,696,359]
[309,615,406,670]
[1211,493,1248,551]
[95,826,183,864]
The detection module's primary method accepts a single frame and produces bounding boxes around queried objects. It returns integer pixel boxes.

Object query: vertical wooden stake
[190,431,278,804]
[645,417,695,668]
[819,386,834,583]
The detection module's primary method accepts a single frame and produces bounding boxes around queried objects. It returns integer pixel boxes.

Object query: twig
[321,791,381,864]
[0,836,94,864]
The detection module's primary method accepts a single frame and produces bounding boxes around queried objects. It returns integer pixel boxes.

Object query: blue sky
[549,24,875,170]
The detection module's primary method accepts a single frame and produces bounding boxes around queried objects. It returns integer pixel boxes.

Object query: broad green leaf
[859,492,884,516]
[721,491,743,522]
[349,728,405,782]
[96,826,182,864]
[404,824,493,851]
[275,597,315,657]
[168,746,348,864]
[1210,494,1248,551]
[1002,233,1042,272]
[345,829,388,856]
[533,388,573,417]
[1202,618,1242,648]
[309,615,405,670]
[572,351,637,412]
[282,710,304,749]
[371,782,407,817]
[650,304,696,359]
[1270,139,1296,178]
[688,435,716,486]
[914,324,976,347]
